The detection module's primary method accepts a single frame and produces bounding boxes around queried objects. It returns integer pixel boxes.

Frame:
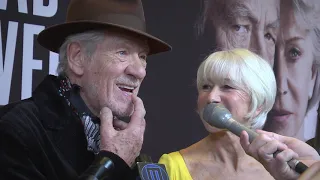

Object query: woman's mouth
[268,109,293,122]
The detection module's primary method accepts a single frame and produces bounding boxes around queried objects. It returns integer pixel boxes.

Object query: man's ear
[67,42,85,76]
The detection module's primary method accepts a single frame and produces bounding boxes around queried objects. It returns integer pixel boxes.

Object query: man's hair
[197,48,277,129]
[292,0,320,112]
[195,0,222,39]
[195,0,244,38]
[57,31,105,76]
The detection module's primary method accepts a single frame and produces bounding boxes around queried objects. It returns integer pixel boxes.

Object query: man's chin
[113,104,134,118]
[113,110,133,124]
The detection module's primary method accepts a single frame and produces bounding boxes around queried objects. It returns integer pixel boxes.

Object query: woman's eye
[222,85,234,89]
[202,84,212,90]
[287,47,301,61]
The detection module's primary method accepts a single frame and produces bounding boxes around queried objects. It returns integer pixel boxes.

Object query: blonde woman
[159,49,277,180]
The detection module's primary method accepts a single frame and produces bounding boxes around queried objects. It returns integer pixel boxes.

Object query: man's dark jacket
[0,75,131,180]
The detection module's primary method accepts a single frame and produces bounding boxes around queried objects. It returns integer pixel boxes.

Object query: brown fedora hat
[37,0,171,55]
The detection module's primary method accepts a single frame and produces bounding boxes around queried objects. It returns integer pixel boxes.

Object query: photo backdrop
[1,0,319,161]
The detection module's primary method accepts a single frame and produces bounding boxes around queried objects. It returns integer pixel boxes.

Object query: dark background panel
[140,0,207,160]
[0,0,208,161]
[0,0,69,103]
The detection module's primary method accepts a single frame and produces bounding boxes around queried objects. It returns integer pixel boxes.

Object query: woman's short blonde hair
[197,48,277,129]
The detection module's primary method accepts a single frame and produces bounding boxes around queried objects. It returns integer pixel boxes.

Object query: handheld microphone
[79,157,114,180]
[134,154,169,180]
[200,102,308,174]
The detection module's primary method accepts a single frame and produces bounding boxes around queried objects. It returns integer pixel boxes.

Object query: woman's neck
[182,130,248,169]
[180,130,274,179]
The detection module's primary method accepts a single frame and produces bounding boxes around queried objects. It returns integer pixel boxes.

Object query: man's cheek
[267,46,275,65]
[225,33,246,49]
[215,28,228,47]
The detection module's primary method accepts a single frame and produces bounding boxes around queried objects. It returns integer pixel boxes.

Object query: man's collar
[69,87,98,121]
[32,75,99,130]
[32,75,74,130]
[56,75,98,122]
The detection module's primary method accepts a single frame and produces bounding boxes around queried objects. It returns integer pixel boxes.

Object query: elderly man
[196,0,279,65]
[0,0,171,179]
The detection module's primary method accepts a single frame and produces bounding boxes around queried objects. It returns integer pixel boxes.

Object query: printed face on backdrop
[72,31,149,117]
[263,0,316,137]
[204,0,279,65]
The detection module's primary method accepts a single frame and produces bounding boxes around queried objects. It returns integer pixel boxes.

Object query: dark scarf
[56,76,101,154]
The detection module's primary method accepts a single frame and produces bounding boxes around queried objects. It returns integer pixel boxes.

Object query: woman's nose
[207,87,221,104]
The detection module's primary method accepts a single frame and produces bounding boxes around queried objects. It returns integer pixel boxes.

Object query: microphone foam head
[201,103,232,129]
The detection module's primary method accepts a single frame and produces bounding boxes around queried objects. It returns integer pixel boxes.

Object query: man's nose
[125,55,146,80]
[250,31,270,64]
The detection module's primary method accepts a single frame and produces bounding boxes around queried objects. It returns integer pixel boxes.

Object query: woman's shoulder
[159,151,186,170]
[159,151,193,180]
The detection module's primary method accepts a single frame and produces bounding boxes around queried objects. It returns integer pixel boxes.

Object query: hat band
[68,13,146,32]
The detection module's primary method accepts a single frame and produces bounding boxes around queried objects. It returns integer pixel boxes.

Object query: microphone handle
[79,157,114,180]
[228,118,308,174]
[228,119,258,142]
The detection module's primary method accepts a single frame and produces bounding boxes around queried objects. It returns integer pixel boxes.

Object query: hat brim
[37,21,172,55]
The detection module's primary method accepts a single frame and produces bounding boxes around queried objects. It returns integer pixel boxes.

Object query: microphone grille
[202,103,232,129]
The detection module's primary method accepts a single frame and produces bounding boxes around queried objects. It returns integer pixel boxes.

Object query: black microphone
[200,102,308,174]
[134,154,169,180]
[79,157,114,180]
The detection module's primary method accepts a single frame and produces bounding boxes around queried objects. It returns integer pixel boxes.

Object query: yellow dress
[158,151,193,180]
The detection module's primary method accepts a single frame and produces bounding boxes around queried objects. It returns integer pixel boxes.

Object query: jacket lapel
[32,75,94,174]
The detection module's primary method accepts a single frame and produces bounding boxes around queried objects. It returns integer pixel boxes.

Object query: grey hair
[195,0,224,38]
[195,0,210,38]
[197,49,277,129]
[195,0,249,37]
[57,31,105,76]
[292,0,320,111]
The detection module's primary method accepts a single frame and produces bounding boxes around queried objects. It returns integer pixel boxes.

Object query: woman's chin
[203,122,222,133]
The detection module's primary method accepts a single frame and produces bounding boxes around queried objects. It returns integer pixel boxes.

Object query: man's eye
[140,55,147,60]
[265,33,275,42]
[232,25,248,33]
[117,51,127,56]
